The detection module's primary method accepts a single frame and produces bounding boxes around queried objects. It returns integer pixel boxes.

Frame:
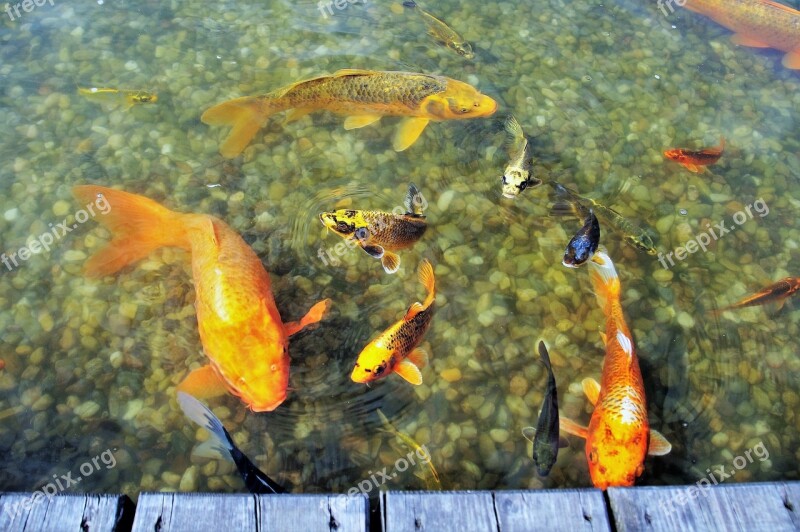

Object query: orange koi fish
[351,260,435,385]
[559,250,671,489]
[715,276,800,313]
[664,137,724,173]
[72,185,330,412]
[201,69,497,157]
[681,0,800,70]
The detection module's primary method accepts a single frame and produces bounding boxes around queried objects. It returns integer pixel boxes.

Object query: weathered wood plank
[0,492,134,532]
[607,482,799,532]
[131,493,369,532]
[494,489,611,531]
[382,491,498,531]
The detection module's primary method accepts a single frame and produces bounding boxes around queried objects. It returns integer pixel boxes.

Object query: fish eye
[373,364,386,375]
[354,227,369,240]
[335,221,351,233]
[588,450,597,463]
[518,181,528,191]
[501,176,508,185]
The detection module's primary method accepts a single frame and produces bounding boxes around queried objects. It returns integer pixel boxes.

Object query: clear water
[0,0,798,499]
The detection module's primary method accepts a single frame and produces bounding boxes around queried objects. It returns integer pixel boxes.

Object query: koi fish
[682,0,800,70]
[550,183,658,255]
[351,260,435,385]
[72,185,330,412]
[201,69,497,157]
[402,1,475,59]
[664,137,725,173]
[377,409,441,489]
[562,209,600,268]
[501,116,540,199]
[715,277,800,313]
[177,392,285,494]
[319,184,427,274]
[522,342,567,477]
[559,250,671,489]
[78,87,158,109]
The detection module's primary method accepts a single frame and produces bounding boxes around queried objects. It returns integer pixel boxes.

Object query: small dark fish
[403,0,474,59]
[177,392,285,494]
[563,209,600,268]
[714,277,800,314]
[523,342,566,477]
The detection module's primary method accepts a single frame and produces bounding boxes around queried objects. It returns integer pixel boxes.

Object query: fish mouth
[502,190,517,199]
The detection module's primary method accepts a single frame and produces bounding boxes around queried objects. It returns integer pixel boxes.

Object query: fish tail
[504,115,524,141]
[177,392,234,452]
[72,185,191,278]
[587,249,620,310]
[418,259,435,307]
[201,96,274,158]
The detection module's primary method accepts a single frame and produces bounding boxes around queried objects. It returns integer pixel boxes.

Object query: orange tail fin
[418,259,435,307]
[72,185,190,278]
[587,249,620,310]
[201,96,272,158]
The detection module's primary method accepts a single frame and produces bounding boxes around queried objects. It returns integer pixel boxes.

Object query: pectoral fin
[647,429,672,456]
[403,302,425,320]
[521,426,536,443]
[344,115,382,130]
[407,347,428,369]
[381,251,401,274]
[730,33,771,48]
[783,51,800,70]
[559,417,589,439]
[285,299,331,336]
[394,358,423,385]
[393,117,430,151]
[582,378,601,406]
[177,365,229,399]
[362,244,385,259]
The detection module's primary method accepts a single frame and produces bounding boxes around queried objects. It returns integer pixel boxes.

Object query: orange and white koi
[559,250,671,489]
[351,260,435,385]
[72,185,330,412]
[664,137,725,173]
[678,0,800,70]
[201,69,497,157]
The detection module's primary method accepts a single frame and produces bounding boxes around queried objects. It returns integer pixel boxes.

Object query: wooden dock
[0,482,797,531]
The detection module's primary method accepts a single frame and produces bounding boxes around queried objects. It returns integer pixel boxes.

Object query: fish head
[449,41,475,60]
[424,79,497,120]
[585,417,648,490]
[350,344,393,384]
[501,169,540,199]
[319,210,371,242]
[625,233,657,255]
[663,149,685,163]
[132,92,157,104]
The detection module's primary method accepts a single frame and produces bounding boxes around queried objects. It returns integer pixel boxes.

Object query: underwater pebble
[74,401,101,420]
[440,368,462,382]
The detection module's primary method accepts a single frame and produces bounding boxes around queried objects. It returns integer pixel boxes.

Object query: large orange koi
[72,185,330,412]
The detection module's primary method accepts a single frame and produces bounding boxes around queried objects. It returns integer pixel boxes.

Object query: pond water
[0,0,798,499]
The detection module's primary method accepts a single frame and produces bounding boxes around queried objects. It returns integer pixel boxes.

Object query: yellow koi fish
[201,69,497,157]
[377,408,441,489]
[403,1,475,59]
[680,0,800,70]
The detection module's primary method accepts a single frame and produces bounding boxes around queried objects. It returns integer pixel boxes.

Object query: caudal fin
[418,259,435,307]
[587,249,620,310]
[201,96,271,158]
[177,392,234,453]
[72,185,190,278]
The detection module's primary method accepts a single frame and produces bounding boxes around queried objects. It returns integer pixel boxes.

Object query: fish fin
[332,68,376,77]
[344,114,382,130]
[72,185,191,278]
[381,251,401,274]
[730,33,771,48]
[192,439,233,462]
[558,437,570,449]
[407,347,428,369]
[417,259,436,307]
[549,200,581,218]
[393,117,430,151]
[283,107,313,124]
[581,378,601,406]
[616,330,634,361]
[404,183,424,215]
[404,302,425,320]
[683,163,702,173]
[394,358,423,385]
[521,426,536,444]
[648,429,672,456]
[177,365,230,400]
[177,391,234,452]
[559,417,588,440]
[201,96,270,158]
[285,299,331,337]
[599,332,608,346]
[783,51,800,70]
[537,341,552,371]
[362,244,385,259]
